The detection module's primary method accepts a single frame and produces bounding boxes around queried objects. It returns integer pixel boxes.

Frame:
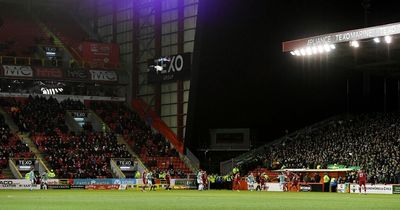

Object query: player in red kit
[202,170,208,190]
[141,170,147,192]
[289,172,300,192]
[165,171,171,190]
[358,169,367,194]
[233,172,241,191]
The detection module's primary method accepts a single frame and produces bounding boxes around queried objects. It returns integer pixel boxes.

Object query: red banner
[80,42,120,68]
[85,184,120,190]
[34,67,63,78]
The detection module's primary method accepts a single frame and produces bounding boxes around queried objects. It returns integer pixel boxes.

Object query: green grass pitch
[0,190,399,210]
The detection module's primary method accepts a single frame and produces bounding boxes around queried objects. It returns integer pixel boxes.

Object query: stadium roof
[282,22,400,75]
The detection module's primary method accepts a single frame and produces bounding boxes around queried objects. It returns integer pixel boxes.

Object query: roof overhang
[282,22,400,52]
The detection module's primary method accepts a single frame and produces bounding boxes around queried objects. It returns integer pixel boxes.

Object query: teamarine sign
[1,65,33,77]
[282,22,400,52]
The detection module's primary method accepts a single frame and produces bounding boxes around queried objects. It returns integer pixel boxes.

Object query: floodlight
[384,36,392,44]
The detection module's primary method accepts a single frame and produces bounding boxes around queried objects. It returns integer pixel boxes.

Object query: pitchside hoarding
[72,179,136,185]
[349,184,393,194]
[147,53,192,83]
[0,179,40,190]
[393,185,400,194]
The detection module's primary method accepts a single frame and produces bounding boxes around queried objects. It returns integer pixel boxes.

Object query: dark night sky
[185,0,400,152]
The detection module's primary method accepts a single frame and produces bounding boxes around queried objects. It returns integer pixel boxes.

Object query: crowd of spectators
[241,113,400,184]
[6,96,69,135]
[0,113,32,171]
[0,97,190,178]
[34,132,131,178]
[91,101,189,178]
[2,96,132,178]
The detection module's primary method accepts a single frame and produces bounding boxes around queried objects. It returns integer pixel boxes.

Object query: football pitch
[0,190,399,210]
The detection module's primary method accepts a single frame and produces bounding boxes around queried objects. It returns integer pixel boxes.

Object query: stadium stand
[1,97,132,178]
[34,132,131,178]
[5,96,69,135]
[90,101,191,178]
[238,113,400,184]
[0,113,33,176]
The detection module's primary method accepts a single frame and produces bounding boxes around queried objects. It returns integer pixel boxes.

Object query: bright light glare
[318,46,324,53]
[323,44,331,52]
[350,41,359,48]
[300,48,306,56]
[312,46,318,54]
[384,36,392,44]
[306,47,312,55]
[373,37,380,43]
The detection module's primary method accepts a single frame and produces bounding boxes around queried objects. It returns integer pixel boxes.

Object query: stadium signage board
[116,160,134,166]
[85,184,120,190]
[263,183,284,192]
[80,42,120,67]
[48,185,71,189]
[299,184,312,192]
[147,53,192,83]
[1,65,33,78]
[34,67,63,78]
[15,159,35,171]
[0,179,40,190]
[171,179,197,189]
[209,128,250,150]
[349,184,393,194]
[73,178,136,185]
[392,185,400,194]
[66,69,89,80]
[282,22,400,52]
[71,111,88,118]
[89,70,118,82]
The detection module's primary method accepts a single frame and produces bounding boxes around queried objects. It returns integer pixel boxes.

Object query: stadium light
[384,36,392,44]
[300,48,306,56]
[373,37,381,43]
[350,40,359,48]
[291,44,336,57]
[323,44,331,52]
[306,47,312,55]
[318,45,324,53]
